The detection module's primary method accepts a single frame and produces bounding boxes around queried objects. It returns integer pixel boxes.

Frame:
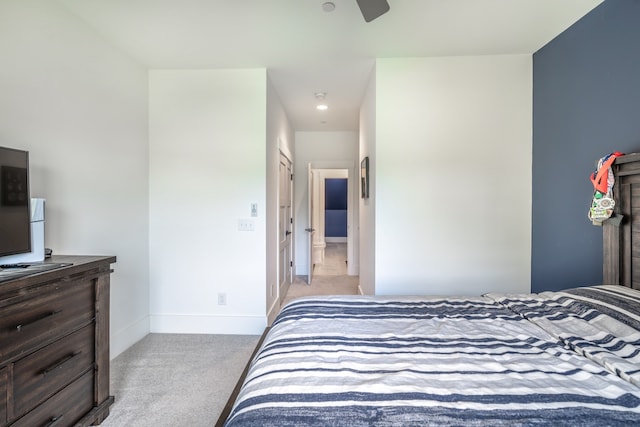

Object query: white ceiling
[57,0,603,131]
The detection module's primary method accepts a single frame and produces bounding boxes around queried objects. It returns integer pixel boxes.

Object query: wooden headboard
[603,152,640,289]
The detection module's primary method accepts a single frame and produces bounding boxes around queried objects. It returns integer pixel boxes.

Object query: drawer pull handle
[44,415,64,427]
[42,351,82,376]
[15,310,62,332]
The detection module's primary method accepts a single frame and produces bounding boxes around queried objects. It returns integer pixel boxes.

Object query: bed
[221,288,640,426]
[218,155,640,426]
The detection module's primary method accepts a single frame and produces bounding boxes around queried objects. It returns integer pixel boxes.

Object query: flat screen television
[0,146,31,257]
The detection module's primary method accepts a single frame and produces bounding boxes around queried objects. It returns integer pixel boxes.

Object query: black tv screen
[0,146,31,257]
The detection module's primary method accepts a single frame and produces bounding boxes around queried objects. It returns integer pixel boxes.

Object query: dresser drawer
[0,280,94,362]
[12,324,95,419]
[10,370,94,427]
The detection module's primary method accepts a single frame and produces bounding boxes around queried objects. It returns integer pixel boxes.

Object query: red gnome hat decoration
[589,151,623,225]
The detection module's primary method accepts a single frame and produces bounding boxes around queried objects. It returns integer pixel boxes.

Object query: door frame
[278,150,294,301]
[308,161,358,276]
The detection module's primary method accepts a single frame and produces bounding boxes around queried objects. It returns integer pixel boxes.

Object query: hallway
[282,243,359,306]
[314,242,348,275]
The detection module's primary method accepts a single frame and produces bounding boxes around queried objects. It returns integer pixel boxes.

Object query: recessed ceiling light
[317,104,329,111]
[322,2,336,13]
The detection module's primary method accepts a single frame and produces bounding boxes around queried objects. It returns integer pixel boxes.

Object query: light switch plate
[238,219,255,231]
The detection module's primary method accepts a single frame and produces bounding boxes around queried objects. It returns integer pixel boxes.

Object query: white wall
[375,55,532,296]
[266,76,294,323]
[149,69,267,334]
[0,0,150,358]
[0,0,534,356]
[359,68,376,296]
[294,132,359,276]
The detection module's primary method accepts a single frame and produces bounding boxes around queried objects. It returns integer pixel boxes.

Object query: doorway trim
[278,150,294,301]
[308,161,358,276]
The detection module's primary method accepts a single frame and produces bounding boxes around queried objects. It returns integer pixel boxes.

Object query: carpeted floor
[100,333,260,427]
[282,242,360,306]
[282,274,360,306]
[100,242,358,426]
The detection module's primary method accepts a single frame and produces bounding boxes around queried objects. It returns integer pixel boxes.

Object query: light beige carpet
[100,333,259,427]
[100,243,357,427]
[282,242,359,306]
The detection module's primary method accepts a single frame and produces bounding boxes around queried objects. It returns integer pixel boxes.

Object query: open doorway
[283,160,360,307]
[279,132,361,311]
[314,177,348,276]
[308,168,352,282]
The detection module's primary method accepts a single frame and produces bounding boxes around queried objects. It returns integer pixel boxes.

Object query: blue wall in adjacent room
[325,178,348,237]
[532,0,640,292]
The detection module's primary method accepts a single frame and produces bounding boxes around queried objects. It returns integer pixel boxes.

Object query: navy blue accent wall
[326,179,348,210]
[325,178,348,237]
[532,0,640,292]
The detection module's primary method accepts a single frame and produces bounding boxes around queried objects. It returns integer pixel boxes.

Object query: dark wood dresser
[0,256,115,427]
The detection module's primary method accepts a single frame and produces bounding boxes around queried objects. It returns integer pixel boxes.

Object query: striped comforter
[224,287,640,426]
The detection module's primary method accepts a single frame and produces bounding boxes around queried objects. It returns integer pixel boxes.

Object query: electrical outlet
[218,293,227,305]
[238,219,255,231]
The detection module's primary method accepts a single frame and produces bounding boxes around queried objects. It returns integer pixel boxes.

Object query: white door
[306,163,315,284]
[278,153,293,302]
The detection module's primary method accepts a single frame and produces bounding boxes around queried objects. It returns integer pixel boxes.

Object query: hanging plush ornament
[589,152,624,225]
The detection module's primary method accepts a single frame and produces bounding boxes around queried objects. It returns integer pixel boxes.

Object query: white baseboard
[325,237,347,243]
[149,314,267,335]
[110,315,150,360]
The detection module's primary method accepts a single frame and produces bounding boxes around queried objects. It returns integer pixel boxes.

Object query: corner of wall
[110,315,151,360]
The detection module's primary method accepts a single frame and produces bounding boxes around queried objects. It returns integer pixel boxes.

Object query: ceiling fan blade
[356,0,390,22]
